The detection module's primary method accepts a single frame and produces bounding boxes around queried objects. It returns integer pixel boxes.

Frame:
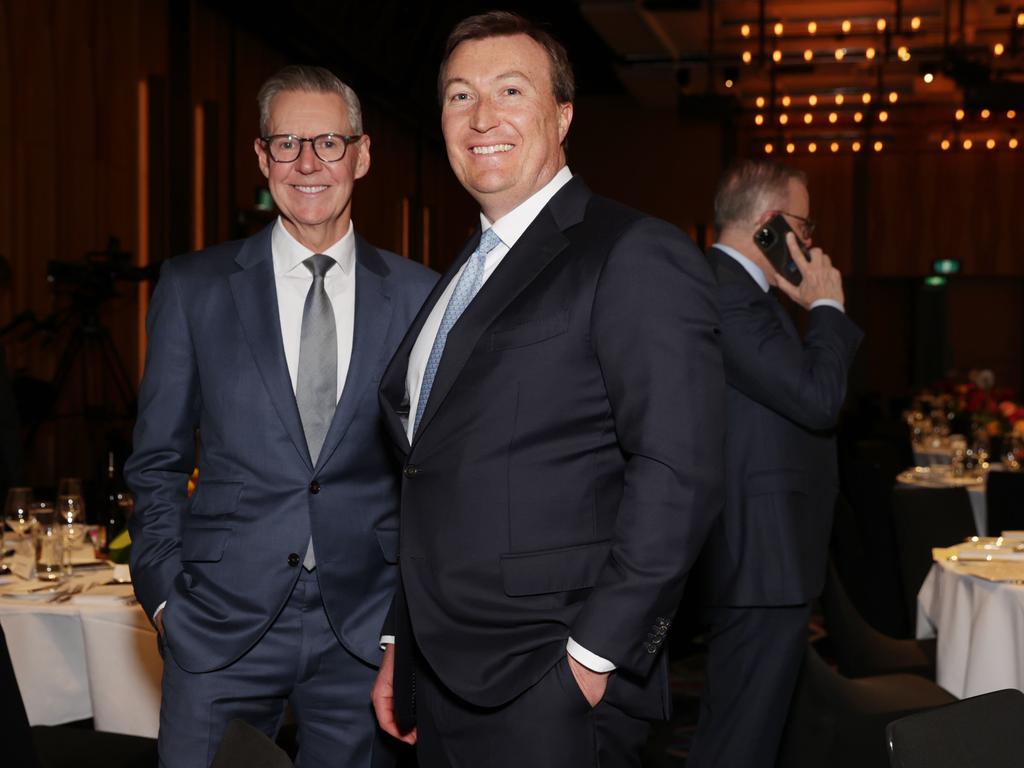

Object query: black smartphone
[752,214,812,286]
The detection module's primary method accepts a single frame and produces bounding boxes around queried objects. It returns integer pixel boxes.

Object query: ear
[353,134,371,181]
[557,102,573,144]
[254,138,271,179]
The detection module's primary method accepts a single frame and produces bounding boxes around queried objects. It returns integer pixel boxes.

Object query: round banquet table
[917,552,1024,699]
[0,570,161,737]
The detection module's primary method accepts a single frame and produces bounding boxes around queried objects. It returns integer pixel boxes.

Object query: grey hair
[714,160,807,234]
[257,65,363,136]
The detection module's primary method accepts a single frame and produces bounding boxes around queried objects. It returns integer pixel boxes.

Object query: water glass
[34,505,63,581]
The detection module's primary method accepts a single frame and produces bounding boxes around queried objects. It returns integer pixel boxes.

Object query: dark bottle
[98,451,129,555]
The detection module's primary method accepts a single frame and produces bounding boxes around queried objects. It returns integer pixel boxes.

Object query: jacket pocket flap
[746,469,809,496]
[490,312,569,351]
[181,527,231,562]
[376,527,399,564]
[190,481,243,517]
[500,540,611,596]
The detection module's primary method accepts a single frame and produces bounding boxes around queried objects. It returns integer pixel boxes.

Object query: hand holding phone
[752,214,812,286]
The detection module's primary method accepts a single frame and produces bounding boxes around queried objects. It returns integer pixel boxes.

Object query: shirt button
[288,553,300,567]
[309,481,320,494]
[404,465,419,478]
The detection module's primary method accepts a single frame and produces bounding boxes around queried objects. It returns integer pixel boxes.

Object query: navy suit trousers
[158,569,396,768]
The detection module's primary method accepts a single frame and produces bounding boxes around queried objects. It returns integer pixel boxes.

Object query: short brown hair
[257,65,362,136]
[438,11,575,106]
[714,160,808,234]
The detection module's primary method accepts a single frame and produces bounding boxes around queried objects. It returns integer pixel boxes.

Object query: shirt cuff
[153,600,166,622]
[379,635,396,650]
[810,299,845,313]
[566,637,616,672]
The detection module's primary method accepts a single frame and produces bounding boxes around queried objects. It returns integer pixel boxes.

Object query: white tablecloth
[917,557,1024,699]
[897,466,988,535]
[0,573,161,737]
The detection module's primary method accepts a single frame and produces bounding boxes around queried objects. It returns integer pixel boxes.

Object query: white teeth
[471,144,514,155]
[295,185,328,193]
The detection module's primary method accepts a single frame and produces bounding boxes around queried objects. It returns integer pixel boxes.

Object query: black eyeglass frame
[259,133,363,163]
[774,210,816,239]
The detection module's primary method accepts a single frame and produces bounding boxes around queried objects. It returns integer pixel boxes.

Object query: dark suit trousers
[159,569,395,768]
[686,604,811,768]
[414,655,650,768]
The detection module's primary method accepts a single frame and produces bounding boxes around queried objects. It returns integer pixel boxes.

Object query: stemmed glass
[2,487,34,575]
[56,478,86,575]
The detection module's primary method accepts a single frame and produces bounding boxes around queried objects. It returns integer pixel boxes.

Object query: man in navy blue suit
[687,160,863,768]
[126,66,436,767]
[372,12,725,767]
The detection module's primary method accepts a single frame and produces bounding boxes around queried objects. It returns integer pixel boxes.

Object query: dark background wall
[0,0,1021,486]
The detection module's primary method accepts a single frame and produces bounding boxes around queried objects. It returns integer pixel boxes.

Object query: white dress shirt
[390,166,615,674]
[273,218,356,403]
[713,242,845,313]
[155,218,356,621]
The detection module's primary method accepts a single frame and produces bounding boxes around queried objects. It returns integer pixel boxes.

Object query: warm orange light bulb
[754,114,764,125]
[828,112,838,124]
[963,139,973,150]
[804,49,814,61]
[878,111,889,122]
[835,48,846,61]
[873,141,883,152]
[986,138,996,149]
[841,20,852,33]
[741,24,751,37]
[889,91,898,103]
[981,109,991,119]
[808,142,817,153]
[1010,138,1019,149]
[911,17,921,31]
[773,50,783,63]
[786,142,795,154]
[830,142,839,153]
[866,47,877,60]
[835,94,845,106]
[774,22,784,36]
[779,114,789,125]
[852,141,862,152]
[756,96,766,108]
[742,50,753,64]
[782,95,792,107]
[876,18,887,32]
[862,92,872,104]
[955,109,965,121]
[940,139,951,150]
[809,95,818,107]
[994,43,1005,56]
[808,21,817,35]
[764,142,774,154]
[804,113,813,124]
[854,112,863,123]
[924,73,934,84]
[1008,110,1017,119]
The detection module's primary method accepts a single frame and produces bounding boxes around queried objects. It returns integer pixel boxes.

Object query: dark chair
[0,622,158,768]
[985,470,1024,536]
[821,560,936,680]
[891,486,976,632]
[838,443,913,637]
[887,688,1024,767]
[210,719,293,768]
[777,645,957,768]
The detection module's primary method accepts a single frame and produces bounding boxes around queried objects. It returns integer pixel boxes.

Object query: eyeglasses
[259,133,362,163]
[777,210,816,239]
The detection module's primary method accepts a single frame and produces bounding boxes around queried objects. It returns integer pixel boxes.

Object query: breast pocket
[490,312,569,351]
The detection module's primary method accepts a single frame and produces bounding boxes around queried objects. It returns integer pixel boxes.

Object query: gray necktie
[297,253,336,569]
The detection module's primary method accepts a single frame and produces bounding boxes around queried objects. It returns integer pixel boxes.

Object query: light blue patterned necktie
[413,228,502,436]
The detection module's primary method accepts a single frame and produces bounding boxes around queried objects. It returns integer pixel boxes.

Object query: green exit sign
[932,259,961,275]
[924,276,947,287]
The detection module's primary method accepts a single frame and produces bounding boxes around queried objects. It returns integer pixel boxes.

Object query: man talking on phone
[687,160,863,768]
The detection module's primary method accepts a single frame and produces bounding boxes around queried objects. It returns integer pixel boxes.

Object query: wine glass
[4,487,35,536]
[33,503,62,581]
[56,478,86,575]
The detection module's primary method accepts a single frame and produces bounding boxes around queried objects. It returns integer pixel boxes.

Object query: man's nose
[296,141,319,172]
[470,97,498,132]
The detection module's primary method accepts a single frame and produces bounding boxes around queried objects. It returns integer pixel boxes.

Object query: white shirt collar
[713,242,770,294]
[271,218,356,277]
[480,166,573,248]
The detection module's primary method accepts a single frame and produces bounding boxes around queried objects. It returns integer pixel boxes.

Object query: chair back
[891,487,975,629]
[0,622,39,767]
[985,470,1024,537]
[887,689,1024,767]
[210,719,293,768]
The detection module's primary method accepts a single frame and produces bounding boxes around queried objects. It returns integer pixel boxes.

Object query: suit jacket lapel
[711,247,800,340]
[379,234,478,454]
[228,225,313,471]
[412,179,589,443]
[315,234,393,470]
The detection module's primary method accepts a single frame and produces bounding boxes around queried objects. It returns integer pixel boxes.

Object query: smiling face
[254,89,370,252]
[441,34,573,221]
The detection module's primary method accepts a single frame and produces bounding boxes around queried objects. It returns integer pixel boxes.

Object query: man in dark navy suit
[687,160,863,768]
[371,12,725,768]
[126,66,436,767]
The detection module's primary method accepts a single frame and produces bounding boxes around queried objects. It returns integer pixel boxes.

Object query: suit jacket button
[288,553,300,567]
[309,480,320,494]
[404,465,419,478]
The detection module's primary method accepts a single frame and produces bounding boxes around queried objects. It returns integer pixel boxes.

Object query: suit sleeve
[124,259,201,623]
[570,218,726,678]
[718,283,863,432]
